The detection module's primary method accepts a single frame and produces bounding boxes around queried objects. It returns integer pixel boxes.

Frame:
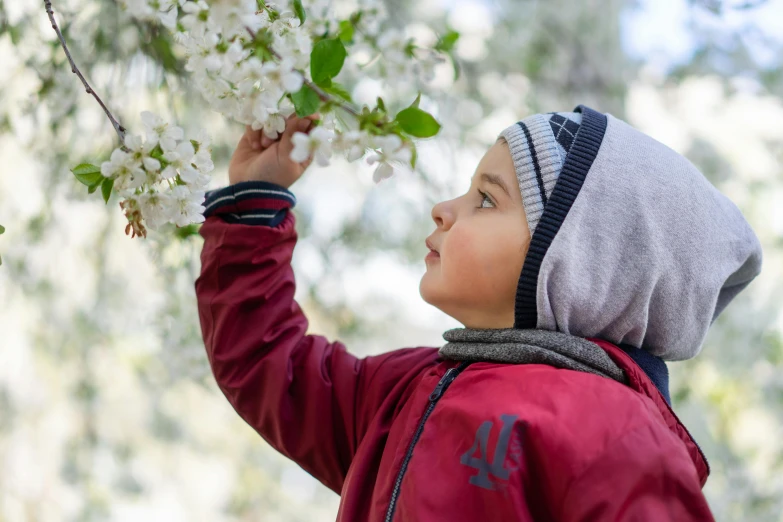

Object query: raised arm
[195,118,439,493]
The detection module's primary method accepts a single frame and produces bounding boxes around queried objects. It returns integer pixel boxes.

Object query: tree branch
[44,0,127,145]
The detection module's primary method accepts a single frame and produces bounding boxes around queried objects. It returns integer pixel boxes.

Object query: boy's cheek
[429,225,515,302]
[444,230,498,283]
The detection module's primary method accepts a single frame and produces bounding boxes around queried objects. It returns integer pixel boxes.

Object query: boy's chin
[419,273,449,310]
[418,273,437,305]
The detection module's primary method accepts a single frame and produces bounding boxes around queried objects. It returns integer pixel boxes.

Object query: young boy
[195,104,763,521]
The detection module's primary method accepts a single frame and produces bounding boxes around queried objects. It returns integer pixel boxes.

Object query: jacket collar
[439,327,709,486]
[439,327,625,382]
[587,337,710,485]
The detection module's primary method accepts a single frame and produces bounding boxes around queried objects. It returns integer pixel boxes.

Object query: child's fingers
[245,125,262,150]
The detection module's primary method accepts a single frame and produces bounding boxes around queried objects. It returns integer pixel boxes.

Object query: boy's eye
[477,189,495,209]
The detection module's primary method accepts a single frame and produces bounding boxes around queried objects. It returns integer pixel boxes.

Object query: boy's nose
[431,199,455,230]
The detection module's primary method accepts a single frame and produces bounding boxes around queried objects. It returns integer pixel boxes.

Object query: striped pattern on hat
[499,112,583,237]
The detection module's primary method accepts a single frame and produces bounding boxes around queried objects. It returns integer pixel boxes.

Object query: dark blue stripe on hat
[516,121,548,207]
[514,105,607,329]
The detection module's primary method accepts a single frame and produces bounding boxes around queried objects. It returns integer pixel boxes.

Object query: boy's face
[420,140,531,329]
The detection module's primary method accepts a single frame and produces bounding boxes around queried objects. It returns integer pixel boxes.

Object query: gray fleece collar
[439,327,626,383]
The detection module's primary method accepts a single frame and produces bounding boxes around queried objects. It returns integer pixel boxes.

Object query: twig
[244,25,362,118]
[44,0,127,145]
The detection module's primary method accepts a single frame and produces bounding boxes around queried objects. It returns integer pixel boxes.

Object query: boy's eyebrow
[480,172,511,198]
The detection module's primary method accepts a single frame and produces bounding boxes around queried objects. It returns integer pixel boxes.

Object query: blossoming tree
[45,0,459,238]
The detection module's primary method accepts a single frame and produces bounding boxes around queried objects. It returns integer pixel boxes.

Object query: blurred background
[1,0,782,520]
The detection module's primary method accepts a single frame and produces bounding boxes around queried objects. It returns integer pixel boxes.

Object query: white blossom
[220,38,251,77]
[157,5,178,30]
[120,0,155,20]
[179,0,211,37]
[367,134,412,183]
[371,161,394,183]
[260,58,304,98]
[192,128,212,150]
[101,148,146,192]
[168,185,206,227]
[135,191,174,231]
[187,31,224,73]
[290,126,334,166]
[209,0,260,39]
[161,141,198,183]
[251,100,287,139]
[123,134,161,174]
[141,111,185,150]
[120,0,185,30]
[335,130,370,162]
[235,56,265,95]
[272,29,312,69]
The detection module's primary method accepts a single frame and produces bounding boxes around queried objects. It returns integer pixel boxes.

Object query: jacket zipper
[384,361,472,522]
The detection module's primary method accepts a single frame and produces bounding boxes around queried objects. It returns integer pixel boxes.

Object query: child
[195,105,763,521]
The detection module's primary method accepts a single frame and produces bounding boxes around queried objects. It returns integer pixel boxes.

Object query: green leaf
[146,35,183,74]
[8,24,21,46]
[376,96,386,113]
[310,38,347,85]
[408,92,421,109]
[293,0,306,25]
[253,45,273,62]
[435,30,460,53]
[87,182,101,194]
[410,144,418,169]
[291,85,321,117]
[174,223,202,240]
[150,145,165,161]
[72,163,103,187]
[323,82,352,102]
[0,224,5,235]
[394,107,441,138]
[449,51,461,81]
[338,20,354,44]
[101,178,114,204]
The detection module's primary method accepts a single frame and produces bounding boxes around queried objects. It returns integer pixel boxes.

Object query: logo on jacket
[460,414,523,491]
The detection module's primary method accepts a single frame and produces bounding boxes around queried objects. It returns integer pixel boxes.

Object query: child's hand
[228,113,321,188]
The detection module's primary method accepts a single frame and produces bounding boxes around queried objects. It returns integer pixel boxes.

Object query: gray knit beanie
[498,112,583,237]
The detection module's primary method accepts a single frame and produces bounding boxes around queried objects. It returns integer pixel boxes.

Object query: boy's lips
[425,238,440,260]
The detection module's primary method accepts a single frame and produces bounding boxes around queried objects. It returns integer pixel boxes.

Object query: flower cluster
[99,111,214,238]
[151,0,440,179]
[70,0,457,237]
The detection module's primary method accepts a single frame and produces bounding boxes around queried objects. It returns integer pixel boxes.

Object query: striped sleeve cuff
[203,180,296,227]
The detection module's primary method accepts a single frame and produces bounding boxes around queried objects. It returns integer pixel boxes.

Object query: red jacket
[195,209,715,521]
